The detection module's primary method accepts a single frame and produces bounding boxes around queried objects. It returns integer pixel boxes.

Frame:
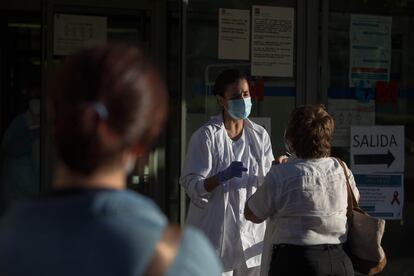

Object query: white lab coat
[180,114,274,271]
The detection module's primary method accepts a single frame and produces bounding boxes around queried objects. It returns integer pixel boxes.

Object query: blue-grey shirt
[0,189,222,276]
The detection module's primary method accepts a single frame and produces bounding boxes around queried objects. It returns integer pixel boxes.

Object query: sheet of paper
[350,125,404,174]
[54,14,107,56]
[251,6,294,77]
[350,14,392,88]
[218,8,250,60]
[328,99,375,147]
[355,174,404,220]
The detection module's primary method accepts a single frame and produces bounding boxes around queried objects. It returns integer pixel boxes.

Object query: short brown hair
[285,104,334,159]
[48,43,168,175]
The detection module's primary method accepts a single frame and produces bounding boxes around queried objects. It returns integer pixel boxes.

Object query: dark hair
[213,69,248,96]
[48,43,168,175]
[285,104,334,159]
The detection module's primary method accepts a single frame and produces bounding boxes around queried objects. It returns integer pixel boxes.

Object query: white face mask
[124,156,137,175]
[29,99,41,116]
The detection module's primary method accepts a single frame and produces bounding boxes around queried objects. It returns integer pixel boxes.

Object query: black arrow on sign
[354,150,395,167]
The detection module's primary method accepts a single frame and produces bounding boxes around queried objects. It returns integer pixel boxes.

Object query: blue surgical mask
[227,97,252,120]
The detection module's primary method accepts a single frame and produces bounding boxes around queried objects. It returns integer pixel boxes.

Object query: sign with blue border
[355,174,403,219]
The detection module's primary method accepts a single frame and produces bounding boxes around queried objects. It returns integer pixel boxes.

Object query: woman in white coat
[180,69,274,276]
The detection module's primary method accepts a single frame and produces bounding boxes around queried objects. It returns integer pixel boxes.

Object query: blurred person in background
[0,43,222,276]
[0,82,41,215]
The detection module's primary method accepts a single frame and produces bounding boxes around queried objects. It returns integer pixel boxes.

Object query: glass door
[45,3,168,205]
[179,0,298,222]
[0,1,168,216]
[48,5,152,183]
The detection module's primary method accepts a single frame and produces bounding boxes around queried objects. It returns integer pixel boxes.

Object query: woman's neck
[53,164,126,190]
[223,111,244,140]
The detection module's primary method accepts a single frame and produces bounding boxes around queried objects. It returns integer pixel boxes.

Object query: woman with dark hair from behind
[245,104,359,276]
[0,43,222,276]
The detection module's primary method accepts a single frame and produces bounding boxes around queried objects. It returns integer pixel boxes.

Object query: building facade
[0,0,412,274]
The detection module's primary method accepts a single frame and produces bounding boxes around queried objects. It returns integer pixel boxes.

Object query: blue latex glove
[216,161,248,183]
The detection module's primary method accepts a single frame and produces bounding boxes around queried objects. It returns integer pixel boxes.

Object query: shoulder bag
[336,158,387,275]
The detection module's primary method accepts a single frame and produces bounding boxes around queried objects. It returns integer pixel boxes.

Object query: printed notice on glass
[354,174,404,220]
[218,8,250,60]
[328,99,375,147]
[54,14,107,56]
[350,14,392,88]
[251,6,294,77]
[350,125,405,174]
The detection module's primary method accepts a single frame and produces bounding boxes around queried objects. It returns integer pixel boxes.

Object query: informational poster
[355,174,403,220]
[350,126,404,174]
[250,117,271,137]
[350,14,392,88]
[54,14,107,56]
[328,99,375,147]
[218,8,250,60]
[251,6,294,77]
[350,126,404,220]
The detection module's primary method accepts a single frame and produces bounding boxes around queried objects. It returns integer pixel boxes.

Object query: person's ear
[217,95,226,108]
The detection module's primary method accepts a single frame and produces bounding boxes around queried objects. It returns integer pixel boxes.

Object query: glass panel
[0,14,42,215]
[50,9,153,195]
[327,1,414,274]
[180,0,297,222]
[0,9,154,217]
[185,0,297,160]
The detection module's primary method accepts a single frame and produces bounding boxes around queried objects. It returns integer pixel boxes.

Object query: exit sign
[350,126,404,174]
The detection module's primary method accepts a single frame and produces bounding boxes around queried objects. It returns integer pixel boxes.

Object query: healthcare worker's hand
[272,155,289,165]
[216,161,248,183]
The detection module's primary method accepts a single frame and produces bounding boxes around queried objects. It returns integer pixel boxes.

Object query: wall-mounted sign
[251,6,294,77]
[350,14,392,88]
[218,8,250,60]
[328,99,375,147]
[350,126,404,220]
[351,126,404,174]
[355,174,403,220]
[54,14,107,56]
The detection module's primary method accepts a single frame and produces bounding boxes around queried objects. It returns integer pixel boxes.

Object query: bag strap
[144,224,182,276]
[334,158,358,218]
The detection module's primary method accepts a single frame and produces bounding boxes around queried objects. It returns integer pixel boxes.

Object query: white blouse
[248,157,360,246]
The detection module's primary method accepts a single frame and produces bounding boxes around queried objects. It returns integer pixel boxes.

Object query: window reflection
[0,16,42,215]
